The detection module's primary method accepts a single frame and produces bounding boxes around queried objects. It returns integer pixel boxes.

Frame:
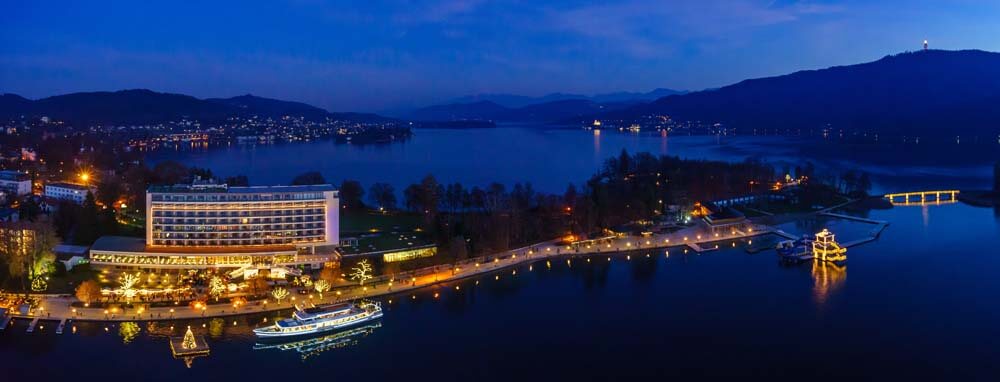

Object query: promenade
[6,223,772,325]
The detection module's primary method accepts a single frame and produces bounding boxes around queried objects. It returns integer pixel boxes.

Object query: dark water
[4,202,1000,380]
[144,127,1000,194]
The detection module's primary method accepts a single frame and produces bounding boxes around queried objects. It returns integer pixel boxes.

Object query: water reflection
[811,261,846,306]
[119,322,140,344]
[253,323,382,362]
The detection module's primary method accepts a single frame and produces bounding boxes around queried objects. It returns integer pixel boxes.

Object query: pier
[26,318,39,333]
[884,190,959,205]
[56,319,68,335]
[0,316,11,331]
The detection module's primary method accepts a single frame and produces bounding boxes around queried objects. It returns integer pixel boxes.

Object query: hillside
[617,50,1000,138]
[0,89,391,124]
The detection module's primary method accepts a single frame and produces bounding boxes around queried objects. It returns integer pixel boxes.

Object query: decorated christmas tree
[182,326,197,350]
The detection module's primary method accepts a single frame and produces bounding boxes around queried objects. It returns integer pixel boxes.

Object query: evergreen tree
[75,192,100,245]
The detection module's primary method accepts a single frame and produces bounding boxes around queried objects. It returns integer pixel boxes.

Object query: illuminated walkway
[8,224,774,325]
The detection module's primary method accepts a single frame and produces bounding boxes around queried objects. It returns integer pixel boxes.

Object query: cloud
[547,0,843,58]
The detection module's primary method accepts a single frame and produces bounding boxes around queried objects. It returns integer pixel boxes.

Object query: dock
[773,229,799,240]
[819,212,887,225]
[0,316,11,331]
[26,318,39,333]
[56,319,68,335]
[685,242,719,253]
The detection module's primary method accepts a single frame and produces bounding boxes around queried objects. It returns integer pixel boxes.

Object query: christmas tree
[182,326,197,350]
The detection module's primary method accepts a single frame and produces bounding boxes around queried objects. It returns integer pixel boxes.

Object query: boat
[253,323,381,361]
[253,301,382,339]
[776,238,812,263]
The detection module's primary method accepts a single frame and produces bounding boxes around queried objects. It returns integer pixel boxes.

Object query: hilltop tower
[923,39,928,50]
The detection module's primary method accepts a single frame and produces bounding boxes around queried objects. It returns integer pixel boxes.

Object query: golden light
[78,172,90,182]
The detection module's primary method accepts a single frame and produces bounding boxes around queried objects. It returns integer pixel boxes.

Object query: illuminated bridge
[884,190,959,205]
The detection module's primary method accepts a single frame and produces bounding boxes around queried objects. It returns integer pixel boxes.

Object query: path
[13,224,774,323]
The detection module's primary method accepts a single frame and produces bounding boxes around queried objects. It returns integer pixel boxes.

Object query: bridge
[884,190,959,205]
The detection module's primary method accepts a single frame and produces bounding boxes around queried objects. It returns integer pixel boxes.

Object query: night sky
[3,0,999,112]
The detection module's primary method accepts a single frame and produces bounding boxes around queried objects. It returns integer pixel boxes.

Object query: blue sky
[3,0,999,112]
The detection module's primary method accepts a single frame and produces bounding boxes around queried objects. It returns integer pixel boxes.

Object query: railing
[884,190,959,204]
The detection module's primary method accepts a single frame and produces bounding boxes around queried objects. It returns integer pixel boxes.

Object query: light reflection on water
[144,127,999,194]
[3,202,1000,380]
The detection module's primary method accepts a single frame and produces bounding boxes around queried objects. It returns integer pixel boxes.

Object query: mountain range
[611,49,1000,138]
[0,89,389,125]
[407,88,686,123]
[449,88,686,108]
[407,99,642,123]
[3,50,1000,138]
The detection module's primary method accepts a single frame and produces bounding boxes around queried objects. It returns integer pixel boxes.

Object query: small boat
[776,239,812,263]
[253,301,382,339]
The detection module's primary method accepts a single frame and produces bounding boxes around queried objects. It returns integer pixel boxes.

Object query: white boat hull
[254,309,383,339]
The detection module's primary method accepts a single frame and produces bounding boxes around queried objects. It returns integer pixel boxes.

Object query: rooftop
[90,235,301,254]
[0,170,29,182]
[148,183,336,194]
[46,182,92,191]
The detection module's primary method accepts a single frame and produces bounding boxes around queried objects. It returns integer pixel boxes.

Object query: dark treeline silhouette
[389,150,780,257]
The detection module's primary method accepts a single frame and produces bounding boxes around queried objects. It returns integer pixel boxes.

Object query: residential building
[0,170,31,196]
[44,182,94,204]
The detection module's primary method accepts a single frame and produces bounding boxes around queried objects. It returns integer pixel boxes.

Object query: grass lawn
[341,210,422,234]
[340,232,434,256]
[45,264,101,294]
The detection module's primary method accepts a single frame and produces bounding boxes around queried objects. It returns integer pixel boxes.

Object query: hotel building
[90,180,340,278]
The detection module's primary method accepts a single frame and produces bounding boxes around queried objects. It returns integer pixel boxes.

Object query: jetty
[0,315,11,332]
[26,317,40,333]
[685,242,719,253]
[56,319,68,335]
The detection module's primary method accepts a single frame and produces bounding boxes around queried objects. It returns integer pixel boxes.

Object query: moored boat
[253,301,382,339]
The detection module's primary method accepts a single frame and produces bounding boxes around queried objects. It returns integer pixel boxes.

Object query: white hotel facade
[90,181,340,278]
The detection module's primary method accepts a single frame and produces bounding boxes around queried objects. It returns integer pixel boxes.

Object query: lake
[144,126,1000,195]
[4,127,1000,379]
[3,202,1000,380]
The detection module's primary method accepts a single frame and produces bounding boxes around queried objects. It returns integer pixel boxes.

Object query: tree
[151,160,190,185]
[319,266,339,284]
[291,171,327,185]
[97,178,124,208]
[208,276,226,301]
[224,175,250,187]
[248,277,270,296]
[299,275,313,288]
[0,219,59,296]
[339,180,365,210]
[368,182,397,210]
[272,287,290,304]
[76,280,102,305]
[182,326,197,350]
[856,172,872,196]
[349,259,374,285]
[314,279,331,298]
[75,191,100,245]
[449,236,469,261]
[119,272,140,303]
[17,198,41,222]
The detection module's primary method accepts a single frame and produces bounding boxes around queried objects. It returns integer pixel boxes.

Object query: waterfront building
[90,180,340,278]
[44,182,94,204]
[695,201,752,235]
[0,170,31,196]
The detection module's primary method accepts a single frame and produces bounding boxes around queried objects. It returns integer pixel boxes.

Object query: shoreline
[7,224,774,324]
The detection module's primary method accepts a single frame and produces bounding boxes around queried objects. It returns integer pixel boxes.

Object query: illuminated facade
[146,183,339,248]
[90,181,340,275]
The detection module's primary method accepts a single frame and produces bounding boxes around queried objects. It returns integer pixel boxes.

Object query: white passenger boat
[253,301,382,339]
